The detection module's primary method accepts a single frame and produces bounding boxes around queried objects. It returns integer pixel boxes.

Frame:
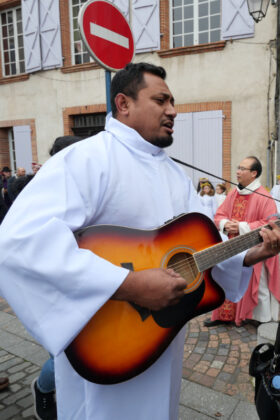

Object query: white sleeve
[0,146,129,356]
[238,221,251,235]
[219,218,229,235]
[211,250,252,302]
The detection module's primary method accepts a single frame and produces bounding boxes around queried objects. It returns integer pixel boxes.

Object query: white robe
[215,192,227,208]
[271,184,280,213]
[198,194,217,220]
[0,118,252,420]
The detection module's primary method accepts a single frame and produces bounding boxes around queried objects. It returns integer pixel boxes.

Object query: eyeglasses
[237,166,252,171]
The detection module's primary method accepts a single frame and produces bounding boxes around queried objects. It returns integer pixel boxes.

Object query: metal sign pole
[105,70,111,114]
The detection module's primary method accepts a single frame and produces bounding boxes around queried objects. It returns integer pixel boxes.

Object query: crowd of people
[197,177,227,220]
[0,163,42,222]
[0,63,279,420]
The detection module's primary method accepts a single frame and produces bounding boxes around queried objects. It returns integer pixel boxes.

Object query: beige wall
[0,6,277,185]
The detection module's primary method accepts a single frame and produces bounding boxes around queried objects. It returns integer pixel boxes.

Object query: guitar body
[65,213,225,384]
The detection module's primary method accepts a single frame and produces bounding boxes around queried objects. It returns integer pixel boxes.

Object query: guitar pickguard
[152,280,205,328]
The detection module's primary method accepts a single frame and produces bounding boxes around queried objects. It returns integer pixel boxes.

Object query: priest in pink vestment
[204,156,280,327]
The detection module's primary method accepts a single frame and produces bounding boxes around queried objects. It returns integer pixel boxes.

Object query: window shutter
[110,0,130,20]
[166,113,194,180]
[13,126,33,174]
[22,0,42,73]
[221,0,254,40]
[132,0,160,52]
[167,111,223,188]
[193,111,223,189]
[39,0,62,69]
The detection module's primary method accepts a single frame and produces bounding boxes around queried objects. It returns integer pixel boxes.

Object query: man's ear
[114,93,130,116]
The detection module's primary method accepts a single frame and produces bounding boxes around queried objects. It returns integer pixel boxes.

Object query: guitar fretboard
[193,219,280,272]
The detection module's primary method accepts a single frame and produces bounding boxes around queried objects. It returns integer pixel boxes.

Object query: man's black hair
[247,156,262,178]
[49,135,82,156]
[12,175,35,199]
[110,62,166,117]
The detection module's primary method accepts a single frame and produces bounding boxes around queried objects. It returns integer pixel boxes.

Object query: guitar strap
[171,157,280,205]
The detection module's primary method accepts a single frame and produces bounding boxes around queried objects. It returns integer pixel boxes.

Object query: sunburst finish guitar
[65,212,278,385]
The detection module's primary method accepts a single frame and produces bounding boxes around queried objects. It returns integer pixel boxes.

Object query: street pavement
[0,297,259,419]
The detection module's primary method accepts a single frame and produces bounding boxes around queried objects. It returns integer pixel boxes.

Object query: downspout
[267,140,271,187]
[275,3,280,180]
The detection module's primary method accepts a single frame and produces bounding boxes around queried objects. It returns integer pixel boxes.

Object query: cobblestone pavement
[0,299,48,419]
[0,297,258,419]
[183,312,257,404]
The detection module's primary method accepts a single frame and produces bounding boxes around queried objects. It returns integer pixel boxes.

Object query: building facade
[0,0,278,188]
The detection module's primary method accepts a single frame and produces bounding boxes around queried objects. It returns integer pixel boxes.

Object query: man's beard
[149,135,173,148]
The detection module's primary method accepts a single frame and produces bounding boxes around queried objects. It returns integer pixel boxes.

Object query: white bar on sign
[90,22,129,49]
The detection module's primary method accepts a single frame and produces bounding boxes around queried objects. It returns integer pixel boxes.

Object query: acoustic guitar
[65,212,279,385]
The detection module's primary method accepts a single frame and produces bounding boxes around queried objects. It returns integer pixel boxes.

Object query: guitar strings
[166,218,280,277]
[167,256,198,282]
[167,257,197,271]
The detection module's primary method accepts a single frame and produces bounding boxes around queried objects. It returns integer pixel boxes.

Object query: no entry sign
[78,0,135,72]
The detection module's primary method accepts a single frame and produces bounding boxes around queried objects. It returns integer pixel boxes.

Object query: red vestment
[211,186,280,325]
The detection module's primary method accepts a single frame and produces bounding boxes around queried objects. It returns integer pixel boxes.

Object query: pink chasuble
[211,187,280,325]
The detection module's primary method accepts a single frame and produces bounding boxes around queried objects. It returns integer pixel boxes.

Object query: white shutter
[167,111,223,188]
[221,0,254,40]
[193,111,223,189]
[110,0,130,19]
[132,0,160,52]
[22,0,42,73]
[166,113,194,180]
[39,0,62,69]
[13,126,33,174]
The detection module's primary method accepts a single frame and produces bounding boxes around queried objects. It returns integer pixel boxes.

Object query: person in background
[32,162,42,175]
[270,175,280,213]
[0,191,8,224]
[196,177,214,195]
[215,183,227,207]
[204,156,280,328]
[7,167,26,202]
[0,167,12,208]
[196,177,208,194]
[0,64,279,420]
[49,135,82,156]
[198,181,217,220]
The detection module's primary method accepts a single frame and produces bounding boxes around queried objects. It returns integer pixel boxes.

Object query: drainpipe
[275,3,280,180]
[267,140,271,187]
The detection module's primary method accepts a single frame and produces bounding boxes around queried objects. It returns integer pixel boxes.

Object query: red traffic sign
[78,0,135,72]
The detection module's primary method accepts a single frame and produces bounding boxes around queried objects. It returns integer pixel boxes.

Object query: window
[70,0,92,65]
[0,7,25,76]
[72,113,106,137]
[171,0,221,48]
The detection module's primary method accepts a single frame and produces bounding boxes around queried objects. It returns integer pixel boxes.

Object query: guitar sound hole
[167,252,198,286]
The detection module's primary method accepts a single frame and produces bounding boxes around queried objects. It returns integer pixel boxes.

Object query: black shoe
[244,319,261,327]
[31,378,57,420]
[204,318,231,327]
[0,376,9,391]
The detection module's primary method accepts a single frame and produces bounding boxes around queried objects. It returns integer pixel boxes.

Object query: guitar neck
[194,219,280,272]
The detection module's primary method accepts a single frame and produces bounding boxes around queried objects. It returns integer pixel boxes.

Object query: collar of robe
[105,116,166,160]
[236,179,261,195]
